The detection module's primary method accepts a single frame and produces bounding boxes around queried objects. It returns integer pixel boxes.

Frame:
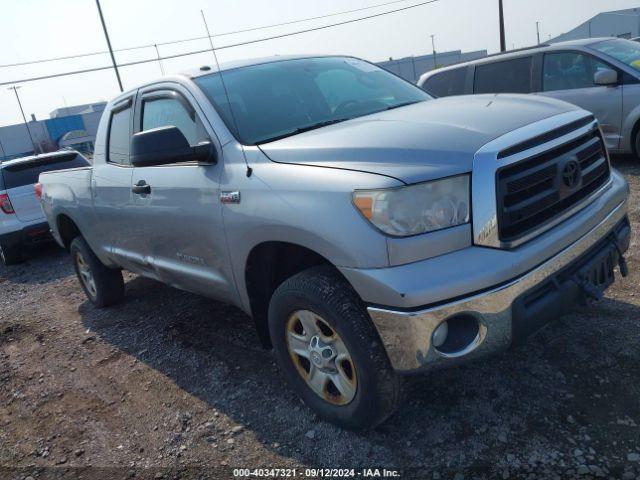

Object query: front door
[538,51,623,150]
[128,86,234,301]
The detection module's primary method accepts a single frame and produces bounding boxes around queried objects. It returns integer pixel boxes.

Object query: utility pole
[95,0,123,92]
[7,86,38,155]
[498,0,506,52]
[536,21,541,45]
[430,34,437,70]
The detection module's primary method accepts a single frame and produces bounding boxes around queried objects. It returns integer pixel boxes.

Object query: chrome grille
[496,127,610,242]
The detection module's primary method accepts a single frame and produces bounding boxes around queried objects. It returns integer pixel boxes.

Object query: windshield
[591,38,640,71]
[193,56,431,145]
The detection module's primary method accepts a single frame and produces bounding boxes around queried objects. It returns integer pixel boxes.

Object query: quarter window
[108,106,131,165]
[543,52,611,91]
[141,96,208,146]
[474,57,533,94]
[422,68,467,97]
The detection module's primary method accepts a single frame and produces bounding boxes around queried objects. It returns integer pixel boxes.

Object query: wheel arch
[56,213,82,251]
[244,241,349,348]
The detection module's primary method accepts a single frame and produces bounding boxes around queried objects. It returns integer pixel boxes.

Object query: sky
[1,0,639,127]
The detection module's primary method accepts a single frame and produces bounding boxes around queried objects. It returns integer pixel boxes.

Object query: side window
[474,57,533,94]
[544,52,615,91]
[422,68,467,97]
[141,96,208,146]
[108,106,131,165]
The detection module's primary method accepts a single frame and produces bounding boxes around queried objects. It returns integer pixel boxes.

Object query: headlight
[353,175,470,237]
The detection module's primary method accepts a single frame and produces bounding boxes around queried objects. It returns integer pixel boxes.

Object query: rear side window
[422,68,467,97]
[474,57,533,94]
[108,106,131,165]
[1,153,89,189]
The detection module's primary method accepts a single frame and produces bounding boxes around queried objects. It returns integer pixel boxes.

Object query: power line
[0,0,440,87]
[206,0,414,37]
[0,0,416,69]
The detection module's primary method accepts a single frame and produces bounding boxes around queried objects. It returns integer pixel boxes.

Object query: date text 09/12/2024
[232,468,402,478]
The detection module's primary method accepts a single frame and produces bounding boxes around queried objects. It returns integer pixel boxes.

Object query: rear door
[91,96,140,267]
[2,152,89,222]
[537,51,623,150]
[128,84,233,300]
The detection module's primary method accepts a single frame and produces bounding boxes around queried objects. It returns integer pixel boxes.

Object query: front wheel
[268,266,401,430]
[70,237,124,308]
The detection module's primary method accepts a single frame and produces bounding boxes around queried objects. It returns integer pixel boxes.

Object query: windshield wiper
[294,118,350,134]
[384,100,423,111]
[256,118,350,144]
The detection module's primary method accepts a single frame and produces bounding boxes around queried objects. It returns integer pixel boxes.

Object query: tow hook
[575,277,604,301]
[614,235,629,278]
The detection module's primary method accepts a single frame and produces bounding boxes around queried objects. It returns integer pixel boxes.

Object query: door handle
[132,180,151,195]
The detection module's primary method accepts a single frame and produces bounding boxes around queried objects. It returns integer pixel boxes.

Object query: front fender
[220,157,401,313]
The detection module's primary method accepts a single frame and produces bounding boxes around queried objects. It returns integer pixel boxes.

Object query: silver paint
[368,199,629,372]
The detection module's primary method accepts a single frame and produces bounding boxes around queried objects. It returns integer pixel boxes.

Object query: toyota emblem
[561,159,581,189]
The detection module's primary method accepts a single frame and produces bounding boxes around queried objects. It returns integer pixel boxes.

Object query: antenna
[201,10,252,177]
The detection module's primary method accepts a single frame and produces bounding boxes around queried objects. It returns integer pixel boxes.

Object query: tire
[70,236,124,308]
[268,266,401,430]
[635,128,640,161]
[0,242,22,266]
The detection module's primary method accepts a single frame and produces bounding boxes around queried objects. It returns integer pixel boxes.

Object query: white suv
[0,150,89,265]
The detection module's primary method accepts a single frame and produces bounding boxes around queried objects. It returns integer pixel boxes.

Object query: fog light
[434,314,481,356]
[432,321,449,348]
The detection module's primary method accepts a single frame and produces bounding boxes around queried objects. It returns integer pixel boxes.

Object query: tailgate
[6,184,43,222]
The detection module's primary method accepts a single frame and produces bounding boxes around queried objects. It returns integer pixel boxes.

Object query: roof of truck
[183,54,334,78]
[108,54,357,105]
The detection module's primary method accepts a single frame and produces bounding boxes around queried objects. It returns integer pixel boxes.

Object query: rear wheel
[0,243,22,266]
[268,266,401,430]
[70,237,124,308]
[635,128,640,161]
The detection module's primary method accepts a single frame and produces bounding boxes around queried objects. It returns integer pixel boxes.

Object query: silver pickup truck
[39,55,631,429]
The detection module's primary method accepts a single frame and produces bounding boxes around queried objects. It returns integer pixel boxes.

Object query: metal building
[550,8,640,43]
[0,102,105,161]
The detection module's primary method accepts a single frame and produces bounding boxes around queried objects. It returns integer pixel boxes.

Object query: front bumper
[367,201,630,373]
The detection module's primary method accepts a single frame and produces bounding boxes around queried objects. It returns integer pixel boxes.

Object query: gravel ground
[0,158,639,480]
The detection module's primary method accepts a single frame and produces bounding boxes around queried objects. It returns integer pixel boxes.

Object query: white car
[0,150,89,265]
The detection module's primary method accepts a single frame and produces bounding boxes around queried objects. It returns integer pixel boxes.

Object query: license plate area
[577,245,617,292]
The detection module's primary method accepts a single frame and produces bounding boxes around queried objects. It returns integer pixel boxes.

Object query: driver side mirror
[594,69,619,86]
[130,126,216,167]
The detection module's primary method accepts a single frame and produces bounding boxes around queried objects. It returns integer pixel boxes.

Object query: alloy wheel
[286,310,357,405]
[75,251,97,299]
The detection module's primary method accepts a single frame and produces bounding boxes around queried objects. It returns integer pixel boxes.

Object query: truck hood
[259,94,581,184]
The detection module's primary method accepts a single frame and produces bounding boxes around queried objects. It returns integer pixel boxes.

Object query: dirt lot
[1,159,639,480]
